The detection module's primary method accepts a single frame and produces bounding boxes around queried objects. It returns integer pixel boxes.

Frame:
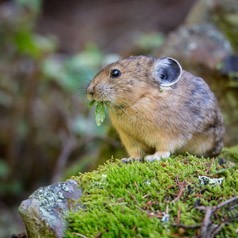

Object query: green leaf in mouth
[89,101,107,126]
[88,100,96,107]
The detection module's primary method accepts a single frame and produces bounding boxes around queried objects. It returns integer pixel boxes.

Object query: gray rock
[19,179,82,238]
[159,23,232,70]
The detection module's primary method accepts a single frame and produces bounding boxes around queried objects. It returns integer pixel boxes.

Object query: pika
[87,56,225,162]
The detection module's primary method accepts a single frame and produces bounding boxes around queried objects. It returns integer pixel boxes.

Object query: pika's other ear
[153,57,182,87]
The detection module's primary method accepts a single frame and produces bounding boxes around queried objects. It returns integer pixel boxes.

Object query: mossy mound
[65,149,238,238]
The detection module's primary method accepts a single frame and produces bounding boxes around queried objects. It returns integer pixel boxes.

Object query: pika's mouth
[86,84,110,103]
[86,92,94,102]
[87,94,125,111]
[87,94,109,104]
[89,100,111,108]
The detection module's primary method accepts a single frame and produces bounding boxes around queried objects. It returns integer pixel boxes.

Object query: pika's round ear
[153,57,182,87]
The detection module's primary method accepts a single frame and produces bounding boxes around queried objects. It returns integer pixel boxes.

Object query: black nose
[87,85,95,101]
[87,85,95,96]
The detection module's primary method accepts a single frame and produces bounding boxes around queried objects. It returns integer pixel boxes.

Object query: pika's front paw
[144,152,170,162]
[121,157,142,163]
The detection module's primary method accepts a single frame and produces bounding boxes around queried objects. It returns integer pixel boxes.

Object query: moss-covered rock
[19,180,82,238]
[65,150,238,238]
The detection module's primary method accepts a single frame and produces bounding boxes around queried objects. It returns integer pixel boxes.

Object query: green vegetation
[213,12,238,52]
[222,145,238,162]
[1,0,238,236]
[89,101,108,126]
[94,103,107,126]
[65,149,238,238]
[0,0,111,198]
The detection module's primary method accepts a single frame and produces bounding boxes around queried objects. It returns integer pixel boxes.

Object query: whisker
[68,78,90,96]
[71,88,87,95]
[71,93,89,113]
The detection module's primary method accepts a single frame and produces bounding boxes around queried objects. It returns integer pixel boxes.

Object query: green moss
[64,150,238,238]
[222,145,238,163]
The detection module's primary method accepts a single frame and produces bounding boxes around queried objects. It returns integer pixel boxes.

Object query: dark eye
[110,69,121,78]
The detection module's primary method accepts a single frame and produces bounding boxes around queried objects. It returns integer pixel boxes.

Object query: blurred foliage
[0,0,120,206]
[222,145,238,163]
[213,9,238,52]
[42,43,104,92]
[134,32,165,53]
[17,0,42,14]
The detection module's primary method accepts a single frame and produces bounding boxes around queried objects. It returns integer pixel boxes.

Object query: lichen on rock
[19,179,82,238]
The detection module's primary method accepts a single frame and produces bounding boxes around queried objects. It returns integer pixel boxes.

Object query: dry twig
[172,176,187,202]
[173,196,238,238]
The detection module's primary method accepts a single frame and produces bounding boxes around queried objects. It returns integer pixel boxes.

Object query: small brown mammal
[87,56,225,162]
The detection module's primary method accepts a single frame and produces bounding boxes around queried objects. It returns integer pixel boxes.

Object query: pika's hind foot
[144,151,170,162]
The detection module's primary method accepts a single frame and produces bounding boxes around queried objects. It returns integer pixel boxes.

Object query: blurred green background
[0,0,238,236]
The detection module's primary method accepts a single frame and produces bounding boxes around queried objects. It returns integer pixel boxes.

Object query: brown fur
[87,56,225,161]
